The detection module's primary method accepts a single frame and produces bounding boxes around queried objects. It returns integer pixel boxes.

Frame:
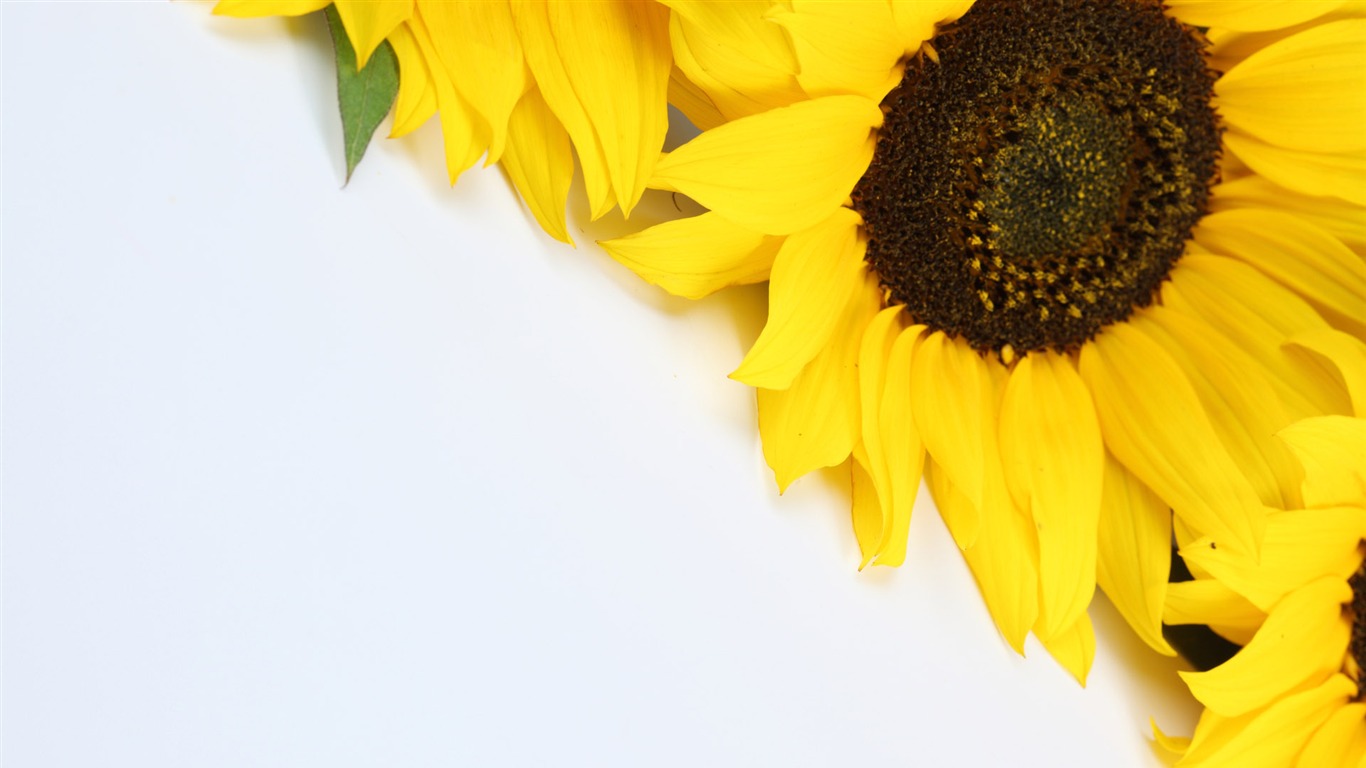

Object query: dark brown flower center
[1350,565,1366,684]
[851,0,1221,355]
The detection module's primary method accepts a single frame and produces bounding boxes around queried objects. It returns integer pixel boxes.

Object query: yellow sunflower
[1158,415,1366,766]
[602,0,1366,681]
[212,0,673,243]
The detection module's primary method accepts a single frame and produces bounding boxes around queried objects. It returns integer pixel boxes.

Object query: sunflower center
[1350,565,1366,684]
[851,0,1220,355]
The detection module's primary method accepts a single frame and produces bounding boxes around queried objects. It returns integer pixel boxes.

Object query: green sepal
[323,4,399,182]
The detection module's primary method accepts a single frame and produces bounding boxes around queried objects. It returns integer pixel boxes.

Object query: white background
[3,3,1203,765]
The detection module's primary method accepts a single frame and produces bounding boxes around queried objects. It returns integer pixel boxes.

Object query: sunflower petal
[1079,322,1266,557]
[731,209,864,389]
[408,8,488,181]
[667,67,726,132]
[1182,507,1366,612]
[544,0,671,217]
[1287,329,1366,418]
[1210,178,1366,255]
[851,448,885,568]
[1297,702,1366,768]
[855,307,907,557]
[1180,577,1352,717]
[1097,454,1177,656]
[666,1,806,122]
[600,213,780,299]
[387,24,437,138]
[501,87,574,245]
[889,0,974,47]
[869,324,928,567]
[757,275,881,491]
[1164,579,1267,647]
[212,0,329,17]
[1278,415,1366,508]
[334,0,412,69]
[1217,19,1366,154]
[911,332,990,517]
[769,1,905,101]
[1223,130,1366,206]
[1195,209,1366,338]
[1040,611,1096,687]
[1183,675,1355,768]
[1000,352,1102,640]
[651,95,881,235]
[1166,1,1347,32]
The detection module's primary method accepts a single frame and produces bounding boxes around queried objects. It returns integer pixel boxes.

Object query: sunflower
[212,0,673,243]
[602,0,1366,681]
[1157,415,1366,766]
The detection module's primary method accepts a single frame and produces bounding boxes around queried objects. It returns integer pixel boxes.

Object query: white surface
[2,4,1203,766]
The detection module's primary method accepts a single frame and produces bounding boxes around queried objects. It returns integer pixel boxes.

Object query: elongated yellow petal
[667,67,725,132]
[1141,308,1301,509]
[731,208,864,389]
[510,0,616,219]
[1097,454,1177,656]
[1000,352,1102,640]
[869,324,928,567]
[1183,675,1355,768]
[1162,256,1352,418]
[601,213,779,299]
[911,332,990,517]
[855,307,909,562]
[925,460,1039,653]
[1195,209,1366,338]
[408,8,488,181]
[1152,719,1193,759]
[851,448,885,568]
[1040,611,1096,687]
[1181,577,1352,717]
[1218,19,1366,154]
[1182,507,1366,612]
[769,1,905,101]
[757,274,881,491]
[1165,579,1267,647]
[544,0,670,217]
[1278,415,1366,508]
[419,1,527,165]
[1166,1,1346,32]
[666,1,806,122]
[1224,130,1366,206]
[334,0,412,69]
[387,24,436,138]
[212,0,328,17]
[1297,702,1366,768]
[1287,329,1366,417]
[1210,178,1366,255]
[1079,322,1265,557]
[889,0,974,47]
[651,95,881,235]
[501,86,574,245]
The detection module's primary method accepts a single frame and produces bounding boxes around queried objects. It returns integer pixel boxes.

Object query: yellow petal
[1297,702,1366,768]
[418,1,527,165]
[667,67,726,132]
[650,95,881,236]
[1164,579,1267,647]
[757,274,881,491]
[501,86,574,245]
[854,306,909,565]
[1040,611,1096,687]
[212,0,328,17]
[1182,674,1355,768]
[1182,507,1366,612]
[510,0,616,219]
[1180,577,1352,718]
[1217,19,1366,155]
[867,323,928,567]
[889,0,974,47]
[1210,178,1366,255]
[1097,454,1178,656]
[851,448,885,568]
[387,23,437,138]
[1000,352,1102,640]
[731,208,865,389]
[334,0,412,69]
[1166,1,1347,32]
[600,213,779,299]
[911,332,990,517]
[408,8,489,181]
[1223,129,1366,206]
[925,459,1039,653]
[666,1,806,122]
[1287,329,1366,418]
[1079,321,1266,558]
[1195,209,1366,338]
[1152,719,1193,759]
[544,0,671,217]
[1278,415,1366,508]
[769,0,905,100]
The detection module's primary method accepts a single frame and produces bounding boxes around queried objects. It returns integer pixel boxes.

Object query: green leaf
[323,4,399,183]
